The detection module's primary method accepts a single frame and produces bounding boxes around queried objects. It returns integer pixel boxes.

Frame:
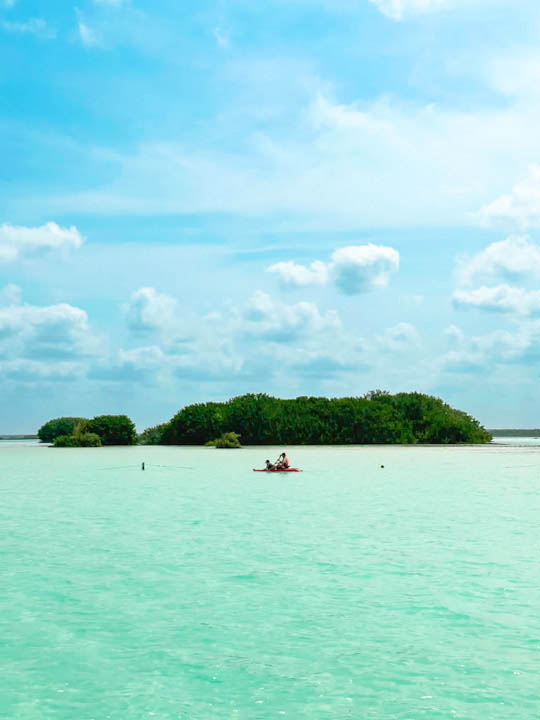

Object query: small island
[38,415,136,447]
[38,392,491,447]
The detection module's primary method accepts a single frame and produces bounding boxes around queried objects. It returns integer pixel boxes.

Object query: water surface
[2,444,539,719]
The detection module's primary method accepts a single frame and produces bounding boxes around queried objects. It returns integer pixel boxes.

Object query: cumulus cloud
[266,260,328,288]
[125,287,178,333]
[267,244,399,294]
[0,291,101,385]
[0,302,97,360]
[331,245,399,294]
[453,285,540,316]
[457,235,540,286]
[242,290,340,342]
[90,345,166,382]
[369,0,446,20]
[476,165,540,229]
[440,327,531,374]
[0,222,84,263]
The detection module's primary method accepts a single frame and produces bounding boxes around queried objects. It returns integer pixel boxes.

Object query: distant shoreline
[0,435,38,440]
[489,429,540,437]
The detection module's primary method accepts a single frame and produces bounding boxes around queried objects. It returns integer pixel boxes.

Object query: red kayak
[253,468,302,472]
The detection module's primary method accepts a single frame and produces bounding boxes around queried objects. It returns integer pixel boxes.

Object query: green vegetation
[53,433,102,448]
[137,422,168,445]
[86,415,136,446]
[210,431,242,448]
[38,417,87,443]
[41,414,137,447]
[158,391,491,446]
[41,392,491,449]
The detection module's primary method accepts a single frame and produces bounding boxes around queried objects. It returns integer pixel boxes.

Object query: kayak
[253,468,302,472]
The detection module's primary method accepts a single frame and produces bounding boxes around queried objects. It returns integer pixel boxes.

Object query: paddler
[276,452,290,469]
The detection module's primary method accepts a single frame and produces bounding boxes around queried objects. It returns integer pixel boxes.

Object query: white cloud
[110,289,356,384]
[444,324,465,346]
[89,345,167,382]
[46,83,540,228]
[76,9,100,47]
[1,18,56,38]
[0,297,100,374]
[476,165,540,229]
[457,235,540,286]
[242,290,340,342]
[0,222,84,263]
[125,287,178,333]
[266,244,399,294]
[266,260,328,288]
[453,285,540,316]
[0,359,83,382]
[118,345,164,368]
[0,284,22,306]
[440,327,531,374]
[330,245,399,294]
[369,0,446,21]
[78,21,98,46]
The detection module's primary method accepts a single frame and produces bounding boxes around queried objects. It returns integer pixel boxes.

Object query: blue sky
[2,0,540,432]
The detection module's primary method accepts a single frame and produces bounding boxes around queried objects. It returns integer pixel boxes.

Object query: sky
[2,0,540,432]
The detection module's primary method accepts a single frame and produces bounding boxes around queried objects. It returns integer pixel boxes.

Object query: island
[38,392,492,447]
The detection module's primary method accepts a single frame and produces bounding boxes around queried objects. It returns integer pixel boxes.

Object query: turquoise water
[2,444,540,719]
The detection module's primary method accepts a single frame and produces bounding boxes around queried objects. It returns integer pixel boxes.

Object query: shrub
[53,433,102,447]
[214,432,241,448]
[53,434,81,447]
[86,415,136,445]
[38,417,87,443]
[77,433,102,447]
[138,423,167,445]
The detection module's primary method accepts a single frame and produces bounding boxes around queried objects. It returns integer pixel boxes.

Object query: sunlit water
[2,443,540,719]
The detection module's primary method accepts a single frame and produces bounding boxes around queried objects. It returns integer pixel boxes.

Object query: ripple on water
[1,444,540,719]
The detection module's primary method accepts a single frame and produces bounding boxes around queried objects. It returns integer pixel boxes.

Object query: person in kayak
[276,452,290,469]
[265,459,276,470]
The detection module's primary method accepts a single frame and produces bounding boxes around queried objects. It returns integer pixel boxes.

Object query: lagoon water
[2,443,540,719]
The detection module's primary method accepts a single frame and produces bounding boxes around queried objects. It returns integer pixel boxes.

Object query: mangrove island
[39,392,491,447]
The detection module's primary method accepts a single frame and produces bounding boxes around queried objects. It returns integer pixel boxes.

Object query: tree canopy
[86,415,137,446]
[39,414,137,446]
[53,433,102,448]
[157,392,491,446]
[38,417,87,443]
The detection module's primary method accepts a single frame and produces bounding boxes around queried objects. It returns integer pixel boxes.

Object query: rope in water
[89,463,194,472]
